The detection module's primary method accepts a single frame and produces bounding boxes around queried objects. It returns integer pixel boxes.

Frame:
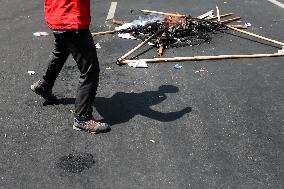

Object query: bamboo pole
[206,13,233,20]
[227,25,247,29]
[112,19,124,25]
[120,53,284,64]
[92,30,117,36]
[117,29,165,64]
[220,17,242,24]
[141,10,186,17]
[227,25,284,47]
[216,6,221,22]
[197,10,214,19]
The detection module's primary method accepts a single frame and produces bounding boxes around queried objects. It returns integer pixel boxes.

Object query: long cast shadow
[46,85,191,126]
[94,85,191,125]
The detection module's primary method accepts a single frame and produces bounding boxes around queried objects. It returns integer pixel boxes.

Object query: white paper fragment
[195,69,208,73]
[95,43,101,49]
[106,67,112,70]
[197,10,214,19]
[115,23,134,31]
[128,60,148,68]
[150,140,155,143]
[173,64,183,69]
[278,49,284,54]
[27,71,35,75]
[116,15,164,31]
[245,23,252,27]
[148,42,155,46]
[33,32,49,36]
[118,33,136,40]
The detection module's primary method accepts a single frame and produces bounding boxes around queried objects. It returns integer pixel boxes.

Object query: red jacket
[44,0,91,30]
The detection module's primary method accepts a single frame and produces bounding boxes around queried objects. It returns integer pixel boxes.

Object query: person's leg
[63,30,100,118]
[43,34,70,87]
[31,33,70,101]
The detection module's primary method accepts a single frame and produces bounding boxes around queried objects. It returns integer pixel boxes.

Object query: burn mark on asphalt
[56,153,95,174]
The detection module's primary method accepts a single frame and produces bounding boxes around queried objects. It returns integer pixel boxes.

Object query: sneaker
[31,80,56,101]
[73,117,111,134]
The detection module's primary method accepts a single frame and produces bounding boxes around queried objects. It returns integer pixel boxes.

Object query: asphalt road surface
[0,0,283,188]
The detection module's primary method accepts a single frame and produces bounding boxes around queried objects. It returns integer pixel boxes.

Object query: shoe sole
[72,125,99,134]
[31,85,56,102]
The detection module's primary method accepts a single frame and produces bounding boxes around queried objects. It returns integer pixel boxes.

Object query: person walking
[31,0,110,134]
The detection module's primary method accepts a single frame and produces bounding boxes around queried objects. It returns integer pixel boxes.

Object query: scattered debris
[27,71,35,75]
[118,33,136,40]
[112,19,125,25]
[216,6,221,22]
[93,7,284,64]
[149,140,155,143]
[95,43,101,49]
[106,67,112,70]
[33,32,49,37]
[117,14,223,50]
[244,22,252,27]
[195,68,208,73]
[278,48,284,54]
[197,10,214,19]
[128,60,148,68]
[173,64,183,69]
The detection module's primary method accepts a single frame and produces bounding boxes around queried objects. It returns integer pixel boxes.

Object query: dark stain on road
[56,153,95,174]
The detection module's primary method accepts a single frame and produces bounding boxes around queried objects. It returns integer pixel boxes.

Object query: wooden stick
[117,29,165,64]
[112,19,125,25]
[216,6,221,22]
[227,25,284,47]
[157,43,165,57]
[141,10,186,17]
[206,13,233,20]
[227,25,247,29]
[120,53,284,64]
[197,10,214,19]
[92,30,117,36]
[220,17,242,24]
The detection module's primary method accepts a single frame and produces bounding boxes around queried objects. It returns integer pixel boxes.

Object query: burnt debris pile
[115,14,226,56]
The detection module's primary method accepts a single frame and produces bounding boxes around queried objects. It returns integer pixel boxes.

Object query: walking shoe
[31,80,56,102]
[73,116,111,134]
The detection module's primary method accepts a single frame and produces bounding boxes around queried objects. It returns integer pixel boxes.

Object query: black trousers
[43,29,100,118]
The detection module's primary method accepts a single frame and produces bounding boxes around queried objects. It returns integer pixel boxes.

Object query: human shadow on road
[94,85,192,125]
[44,85,191,126]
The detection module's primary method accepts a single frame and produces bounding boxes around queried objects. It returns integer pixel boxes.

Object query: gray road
[0,0,283,188]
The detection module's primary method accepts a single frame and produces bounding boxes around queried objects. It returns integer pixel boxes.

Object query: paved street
[0,0,283,188]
